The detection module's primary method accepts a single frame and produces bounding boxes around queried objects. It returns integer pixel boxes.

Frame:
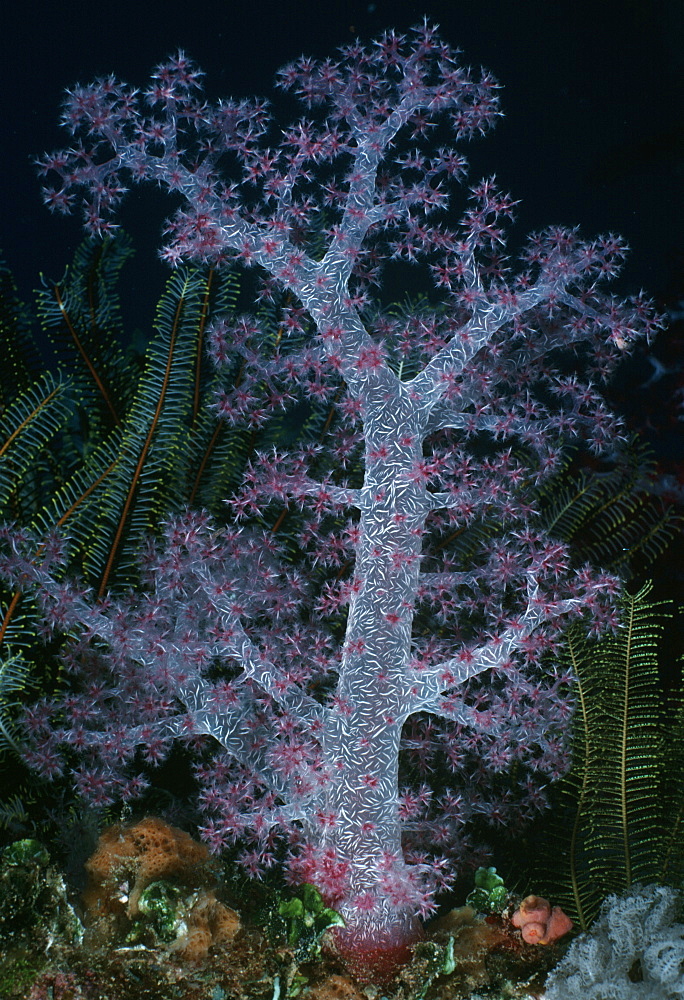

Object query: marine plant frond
[660,687,684,886]
[0,373,74,513]
[537,438,677,577]
[584,585,667,886]
[190,266,240,422]
[2,251,243,601]
[0,649,32,755]
[35,234,136,428]
[186,401,254,512]
[28,431,123,561]
[0,586,46,652]
[0,792,31,830]
[77,266,217,592]
[536,583,672,929]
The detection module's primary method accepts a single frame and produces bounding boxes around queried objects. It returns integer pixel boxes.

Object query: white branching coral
[545,883,684,999]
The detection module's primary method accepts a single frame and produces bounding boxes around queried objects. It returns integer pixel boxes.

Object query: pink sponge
[511,895,573,945]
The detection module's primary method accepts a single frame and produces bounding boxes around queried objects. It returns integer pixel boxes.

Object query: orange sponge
[172,890,241,961]
[83,816,216,921]
[81,814,240,962]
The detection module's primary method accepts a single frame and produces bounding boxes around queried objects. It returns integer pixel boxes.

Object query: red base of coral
[330,918,424,985]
